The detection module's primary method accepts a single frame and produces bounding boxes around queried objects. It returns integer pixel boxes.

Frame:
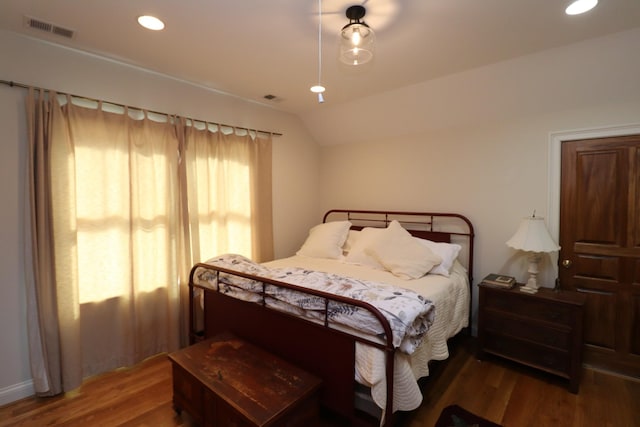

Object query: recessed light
[565,0,598,15]
[137,15,165,31]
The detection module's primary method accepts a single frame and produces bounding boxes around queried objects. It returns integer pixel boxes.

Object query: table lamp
[506,213,560,294]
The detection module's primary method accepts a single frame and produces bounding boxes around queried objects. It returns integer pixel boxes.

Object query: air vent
[24,16,75,39]
[263,94,283,103]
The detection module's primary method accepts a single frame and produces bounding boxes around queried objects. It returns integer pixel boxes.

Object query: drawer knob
[561,259,573,269]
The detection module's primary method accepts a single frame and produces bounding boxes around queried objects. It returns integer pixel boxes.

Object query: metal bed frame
[188,209,474,426]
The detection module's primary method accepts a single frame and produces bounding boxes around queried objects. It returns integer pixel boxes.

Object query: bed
[188,209,474,426]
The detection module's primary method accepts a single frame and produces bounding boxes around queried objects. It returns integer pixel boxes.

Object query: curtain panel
[24,89,273,395]
[183,123,273,263]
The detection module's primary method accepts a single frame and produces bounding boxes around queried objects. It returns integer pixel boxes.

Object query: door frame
[548,122,640,278]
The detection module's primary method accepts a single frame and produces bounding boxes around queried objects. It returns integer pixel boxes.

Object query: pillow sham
[366,220,442,279]
[343,227,386,269]
[417,238,462,277]
[296,220,352,259]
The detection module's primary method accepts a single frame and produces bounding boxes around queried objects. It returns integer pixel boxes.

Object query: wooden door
[559,134,640,377]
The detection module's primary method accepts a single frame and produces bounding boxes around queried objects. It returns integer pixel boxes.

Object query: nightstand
[477,283,586,393]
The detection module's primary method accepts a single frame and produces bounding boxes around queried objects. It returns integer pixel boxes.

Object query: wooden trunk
[169,333,322,427]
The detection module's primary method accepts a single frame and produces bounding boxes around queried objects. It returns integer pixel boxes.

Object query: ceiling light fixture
[565,0,598,15]
[339,5,375,66]
[310,0,325,103]
[137,15,165,31]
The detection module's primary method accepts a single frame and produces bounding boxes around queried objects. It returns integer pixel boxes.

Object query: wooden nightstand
[477,283,586,393]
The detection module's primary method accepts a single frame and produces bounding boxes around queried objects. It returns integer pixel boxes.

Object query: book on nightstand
[481,274,516,289]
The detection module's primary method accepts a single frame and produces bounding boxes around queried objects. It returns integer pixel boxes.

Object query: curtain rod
[0,79,283,137]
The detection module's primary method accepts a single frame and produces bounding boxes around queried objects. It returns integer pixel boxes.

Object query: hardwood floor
[1,337,638,427]
[401,337,640,427]
[0,353,190,427]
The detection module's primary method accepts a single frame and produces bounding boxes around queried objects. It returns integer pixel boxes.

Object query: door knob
[561,259,572,269]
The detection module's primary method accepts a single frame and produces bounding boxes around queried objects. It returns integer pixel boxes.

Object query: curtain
[183,123,273,264]
[177,120,273,341]
[24,89,273,395]
[25,89,59,395]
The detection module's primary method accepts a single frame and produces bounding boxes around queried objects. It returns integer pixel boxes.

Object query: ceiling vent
[263,94,283,103]
[24,16,75,39]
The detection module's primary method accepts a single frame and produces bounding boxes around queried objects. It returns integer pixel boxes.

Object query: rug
[434,404,503,427]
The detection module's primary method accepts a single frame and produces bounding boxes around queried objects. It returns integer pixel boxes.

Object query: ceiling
[2,0,640,115]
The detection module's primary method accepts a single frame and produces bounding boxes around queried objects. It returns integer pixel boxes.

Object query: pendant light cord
[317,0,322,86]
[310,0,325,102]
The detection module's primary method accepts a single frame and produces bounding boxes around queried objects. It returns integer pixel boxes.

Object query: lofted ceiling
[1,0,640,115]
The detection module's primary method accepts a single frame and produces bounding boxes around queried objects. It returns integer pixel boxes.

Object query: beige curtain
[25,90,273,395]
[25,89,60,395]
[183,123,273,263]
[54,101,182,385]
[180,124,273,338]
[249,131,274,262]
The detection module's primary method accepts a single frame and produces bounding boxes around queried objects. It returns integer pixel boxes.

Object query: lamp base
[518,253,542,294]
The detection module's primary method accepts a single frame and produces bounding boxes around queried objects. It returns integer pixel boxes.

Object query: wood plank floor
[1,337,638,427]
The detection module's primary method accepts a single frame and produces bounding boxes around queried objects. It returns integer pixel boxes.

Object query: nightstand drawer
[483,311,571,349]
[483,331,570,374]
[484,292,573,325]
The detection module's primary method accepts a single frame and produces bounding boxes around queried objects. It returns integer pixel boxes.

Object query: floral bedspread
[193,254,435,354]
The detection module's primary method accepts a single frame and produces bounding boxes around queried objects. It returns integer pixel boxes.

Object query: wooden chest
[477,284,585,393]
[168,333,322,427]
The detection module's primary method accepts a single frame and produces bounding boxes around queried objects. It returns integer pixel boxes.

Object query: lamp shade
[506,216,560,253]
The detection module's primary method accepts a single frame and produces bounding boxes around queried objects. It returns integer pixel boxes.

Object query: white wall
[0,30,321,405]
[317,29,640,331]
[302,28,640,147]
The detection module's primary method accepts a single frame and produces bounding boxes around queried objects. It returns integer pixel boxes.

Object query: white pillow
[342,229,360,255]
[296,220,352,259]
[366,220,442,279]
[344,227,386,269]
[417,238,462,277]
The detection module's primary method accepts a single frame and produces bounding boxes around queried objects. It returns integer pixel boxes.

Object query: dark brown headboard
[323,209,475,285]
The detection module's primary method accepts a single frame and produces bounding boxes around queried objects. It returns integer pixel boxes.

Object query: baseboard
[0,379,34,407]
[583,364,640,383]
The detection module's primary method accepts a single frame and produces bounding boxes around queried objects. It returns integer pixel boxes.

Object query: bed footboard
[188,265,397,426]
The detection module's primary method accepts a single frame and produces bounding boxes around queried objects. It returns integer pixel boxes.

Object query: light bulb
[351,29,361,46]
[310,85,325,93]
